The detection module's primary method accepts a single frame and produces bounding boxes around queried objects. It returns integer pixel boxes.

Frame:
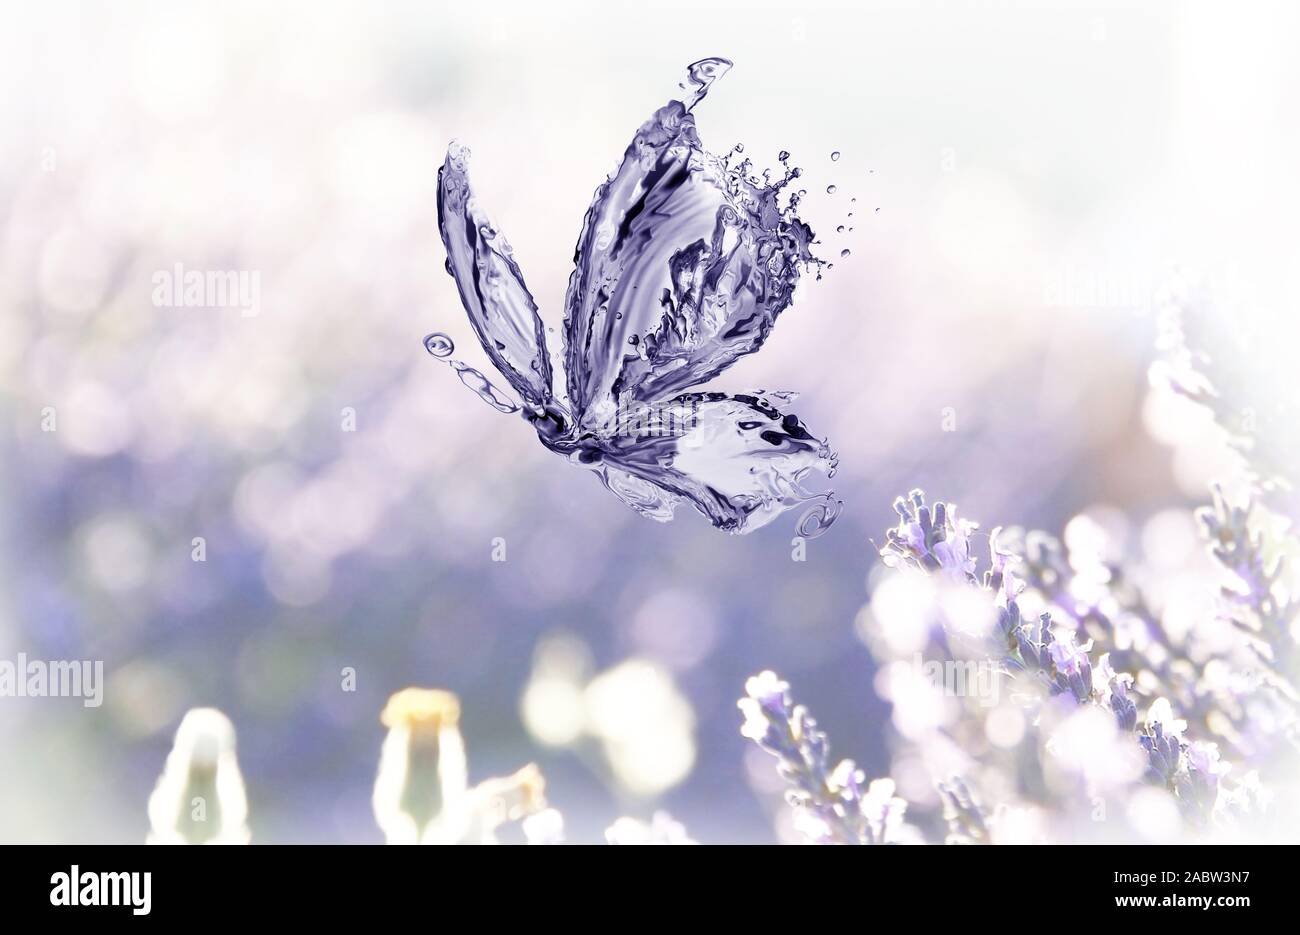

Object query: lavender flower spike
[880,489,978,581]
[739,671,914,844]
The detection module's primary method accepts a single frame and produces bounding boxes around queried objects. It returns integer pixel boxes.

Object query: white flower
[147,708,250,845]
[605,811,696,845]
[372,688,469,844]
[522,808,566,845]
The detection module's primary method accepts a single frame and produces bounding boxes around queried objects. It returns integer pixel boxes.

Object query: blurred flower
[464,763,547,845]
[373,688,469,844]
[584,660,696,797]
[522,808,565,845]
[604,811,696,845]
[1214,769,1272,835]
[1151,275,1299,493]
[937,776,989,845]
[519,632,591,747]
[521,636,696,798]
[1047,703,1145,791]
[1198,484,1298,678]
[146,708,249,845]
[373,687,548,844]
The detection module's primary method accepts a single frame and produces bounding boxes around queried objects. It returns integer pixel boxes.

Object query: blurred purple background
[2,0,1296,842]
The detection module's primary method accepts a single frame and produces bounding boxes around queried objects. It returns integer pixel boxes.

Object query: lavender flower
[1149,284,1299,769]
[1198,484,1298,679]
[1132,699,1232,826]
[1000,515,1293,768]
[1151,276,1298,495]
[881,490,977,582]
[1047,630,1094,704]
[1138,718,1183,787]
[876,489,1242,833]
[1097,654,1138,732]
[937,777,989,845]
[883,490,1096,708]
[1180,741,1230,818]
[739,671,913,844]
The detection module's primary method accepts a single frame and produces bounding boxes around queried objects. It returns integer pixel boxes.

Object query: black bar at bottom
[1,845,1280,920]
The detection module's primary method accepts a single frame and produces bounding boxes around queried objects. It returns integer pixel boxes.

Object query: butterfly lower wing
[438,143,553,409]
[590,392,837,535]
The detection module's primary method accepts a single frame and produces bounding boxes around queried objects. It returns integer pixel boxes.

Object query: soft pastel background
[1,0,1296,842]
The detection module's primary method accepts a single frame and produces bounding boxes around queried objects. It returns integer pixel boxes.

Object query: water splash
[437,143,553,409]
[429,59,839,535]
[796,497,843,539]
[678,57,733,111]
[587,391,839,534]
[423,333,454,358]
[423,332,520,414]
[561,72,819,426]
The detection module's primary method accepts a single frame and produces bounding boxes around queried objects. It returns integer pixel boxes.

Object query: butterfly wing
[438,143,554,409]
[562,102,815,430]
[589,392,837,535]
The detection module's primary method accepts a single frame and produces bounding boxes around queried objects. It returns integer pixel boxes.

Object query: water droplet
[830,151,841,162]
[836,225,845,233]
[797,497,842,538]
[826,184,837,194]
[424,332,455,358]
[778,150,790,162]
[840,248,851,258]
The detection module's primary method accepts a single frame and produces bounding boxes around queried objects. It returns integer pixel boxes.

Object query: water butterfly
[428,58,840,537]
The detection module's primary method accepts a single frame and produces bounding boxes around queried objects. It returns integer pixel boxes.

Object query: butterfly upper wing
[590,392,837,534]
[562,102,815,430]
[438,143,553,409]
